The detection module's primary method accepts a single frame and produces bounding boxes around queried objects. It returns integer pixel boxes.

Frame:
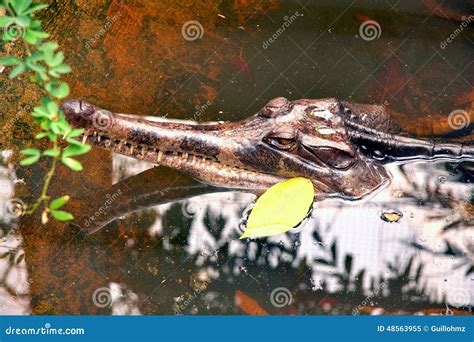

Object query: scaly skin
[61,98,473,201]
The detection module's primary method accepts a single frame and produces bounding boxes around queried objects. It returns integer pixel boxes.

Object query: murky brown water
[0,0,473,315]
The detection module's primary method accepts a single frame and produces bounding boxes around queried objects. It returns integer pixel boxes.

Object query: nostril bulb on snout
[60,99,81,115]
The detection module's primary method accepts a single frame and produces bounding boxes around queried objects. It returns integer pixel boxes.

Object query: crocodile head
[61,97,472,200]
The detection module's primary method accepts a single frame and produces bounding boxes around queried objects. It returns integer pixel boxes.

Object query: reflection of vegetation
[406,240,472,276]
[151,203,464,315]
[1,1,89,222]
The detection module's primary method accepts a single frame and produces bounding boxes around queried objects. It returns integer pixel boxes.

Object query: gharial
[61,97,473,201]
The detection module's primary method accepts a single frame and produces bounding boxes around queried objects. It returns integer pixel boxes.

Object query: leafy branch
[1,0,90,223]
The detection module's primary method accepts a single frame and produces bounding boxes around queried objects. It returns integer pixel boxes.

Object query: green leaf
[27,28,49,39]
[61,157,83,171]
[45,81,69,99]
[43,148,60,157]
[0,16,15,27]
[11,0,32,15]
[21,148,40,156]
[44,51,64,67]
[240,177,315,239]
[38,41,58,52]
[50,209,74,221]
[50,195,70,210]
[14,15,31,27]
[25,60,46,74]
[51,63,71,74]
[49,121,60,134]
[62,144,91,158]
[20,154,40,165]
[29,18,41,29]
[23,29,38,44]
[32,104,49,117]
[66,128,85,139]
[45,99,59,115]
[9,63,26,78]
[35,132,48,139]
[23,3,48,14]
[0,55,21,66]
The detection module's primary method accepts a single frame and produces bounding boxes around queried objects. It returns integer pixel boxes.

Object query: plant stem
[26,141,60,215]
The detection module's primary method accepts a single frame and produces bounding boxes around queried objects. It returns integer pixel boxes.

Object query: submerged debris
[380,210,403,223]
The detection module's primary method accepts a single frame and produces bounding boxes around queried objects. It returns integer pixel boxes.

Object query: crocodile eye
[264,137,296,150]
[264,130,297,150]
[276,138,294,146]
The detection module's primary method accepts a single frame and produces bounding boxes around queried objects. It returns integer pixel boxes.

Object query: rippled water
[0,0,472,315]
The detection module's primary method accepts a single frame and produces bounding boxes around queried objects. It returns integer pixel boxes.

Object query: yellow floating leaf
[240,177,314,239]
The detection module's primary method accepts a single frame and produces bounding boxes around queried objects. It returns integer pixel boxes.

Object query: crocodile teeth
[183,152,188,159]
[130,145,135,154]
[157,150,163,162]
[82,134,88,144]
[97,135,101,142]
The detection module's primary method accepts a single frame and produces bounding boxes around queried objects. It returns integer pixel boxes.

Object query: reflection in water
[0,0,473,315]
[0,152,30,314]
[0,149,472,315]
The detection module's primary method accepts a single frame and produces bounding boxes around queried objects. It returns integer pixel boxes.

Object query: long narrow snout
[61,99,229,156]
[60,99,285,190]
[346,121,473,162]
